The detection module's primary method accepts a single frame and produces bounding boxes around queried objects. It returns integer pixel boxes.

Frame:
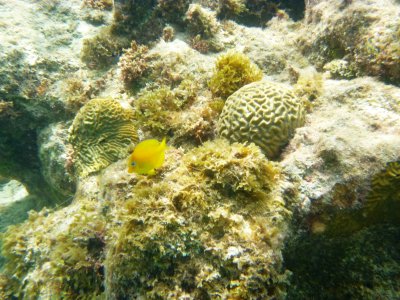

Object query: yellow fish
[127,137,167,175]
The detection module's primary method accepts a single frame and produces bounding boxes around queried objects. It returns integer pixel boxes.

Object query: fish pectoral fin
[148,169,156,176]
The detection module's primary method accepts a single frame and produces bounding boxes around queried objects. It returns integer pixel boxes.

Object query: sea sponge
[209,51,263,99]
[68,98,137,177]
[218,80,305,159]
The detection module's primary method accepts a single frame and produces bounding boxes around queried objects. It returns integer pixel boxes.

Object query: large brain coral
[218,80,305,159]
[69,98,137,177]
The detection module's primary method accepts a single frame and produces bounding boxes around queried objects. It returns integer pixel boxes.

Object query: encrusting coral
[218,80,305,160]
[209,51,263,99]
[68,98,137,178]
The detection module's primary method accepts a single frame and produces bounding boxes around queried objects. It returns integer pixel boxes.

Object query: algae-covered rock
[38,122,75,197]
[218,80,305,159]
[302,0,400,83]
[104,139,289,299]
[284,224,400,299]
[68,98,137,177]
[1,140,291,299]
[280,76,400,299]
[0,201,106,299]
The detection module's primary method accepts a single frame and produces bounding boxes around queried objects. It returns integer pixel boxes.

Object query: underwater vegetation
[68,98,138,178]
[218,80,305,159]
[81,27,130,69]
[105,139,289,299]
[118,41,150,90]
[0,140,290,299]
[209,51,263,99]
[185,3,222,53]
[0,201,106,299]
[186,4,219,39]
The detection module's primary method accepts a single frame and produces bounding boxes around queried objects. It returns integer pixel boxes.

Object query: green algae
[209,51,263,99]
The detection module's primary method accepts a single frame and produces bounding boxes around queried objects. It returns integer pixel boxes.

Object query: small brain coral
[218,80,305,159]
[209,51,263,99]
[69,98,137,177]
[365,161,400,224]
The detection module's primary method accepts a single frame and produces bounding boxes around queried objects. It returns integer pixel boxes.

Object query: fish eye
[131,161,136,167]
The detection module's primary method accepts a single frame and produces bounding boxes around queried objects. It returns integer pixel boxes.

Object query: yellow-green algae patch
[105,139,289,299]
[68,98,138,178]
[209,51,263,99]
[0,200,106,299]
[1,140,290,299]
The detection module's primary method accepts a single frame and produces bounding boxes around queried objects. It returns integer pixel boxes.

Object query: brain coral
[218,80,305,159]
[69,98,137,177]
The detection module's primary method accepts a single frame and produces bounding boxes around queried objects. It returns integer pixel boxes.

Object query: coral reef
[217,0,305,26]
[323,59,356,79]
[364,161,400,225]
[0,201,106,298]
[133,79,199,137]
[282,77,400,218]
[218,80,305,159]
[185,4,221,53]
[209,51,263,99]
[162,25,175,42]
[1,140,290,298]
[2,0,400,298]
[82,0,113,10]
[68,98,137,177]
[104,140,290,299]
[280,77,400,299]
[293,67,323,102]
[301,0,400,83]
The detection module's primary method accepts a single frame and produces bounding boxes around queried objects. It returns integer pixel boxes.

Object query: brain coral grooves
[69,98,137,177]
[218,80,305,159]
